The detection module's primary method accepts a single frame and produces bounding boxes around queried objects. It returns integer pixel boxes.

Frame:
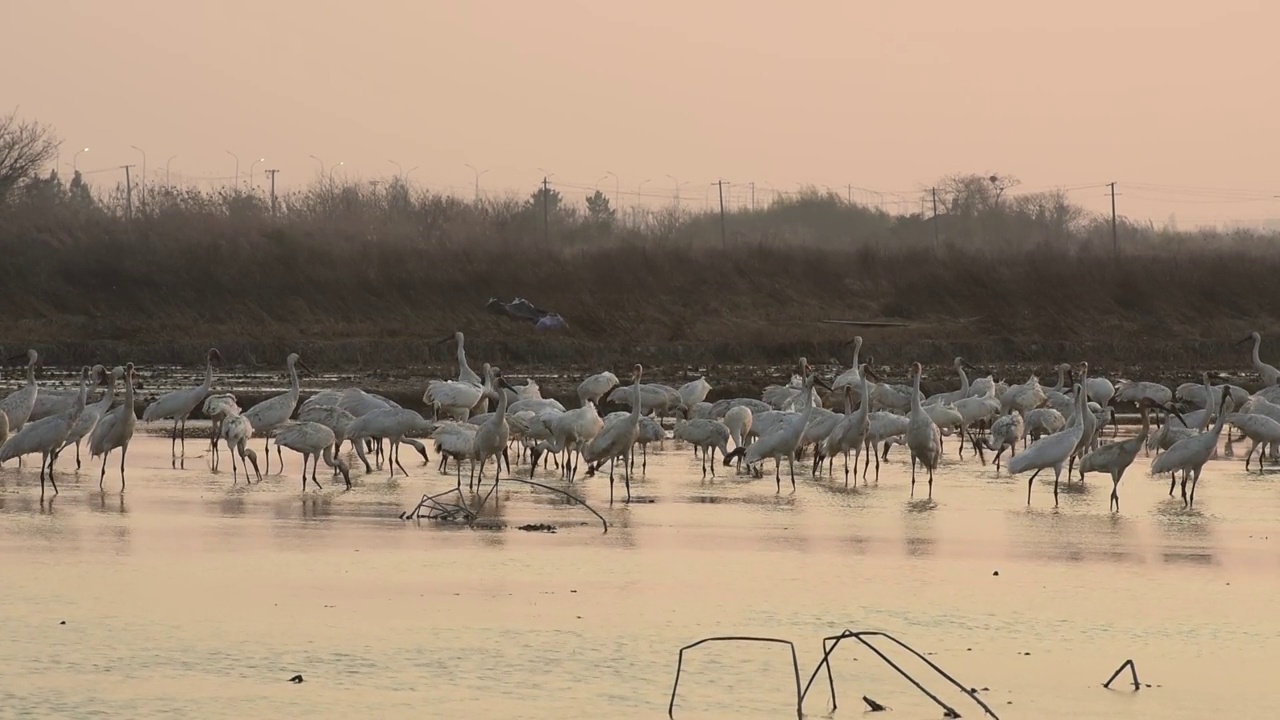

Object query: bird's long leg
[100,450,111,490]
[276,443,283,474]
[623,450,632,502]
[1026,468,1043,505]
[118,444,128,492]
[700,446,707,478]
[180,417,187,456]
[1110,469,1121,512]
[642,443,647,475]
[910,453,917,497]
[231,446,240,484]
[788,452,797,492]
[1180,470,1189,505]
[927,464,934,499]
[843,449,850,487]
[1052,464,1061,506]
[396,441,409,478]
[311,454,322,490]
[1189,467,1202,509]
[774,456,781,493]
[171,419,178,457]
[38,452,47,497]
[710,446,717,477]
[263,438,271,474]
[301,454,309,491]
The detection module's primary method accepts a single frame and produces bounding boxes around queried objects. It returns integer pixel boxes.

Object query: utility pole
[847,184,853,205]
[750,181,755,212]
[542,176,550,244]
[266,169,279,215]
[931,187,939,252]
[1108,182,1118,256]
[122,164,136,220]
[717,179,728,248]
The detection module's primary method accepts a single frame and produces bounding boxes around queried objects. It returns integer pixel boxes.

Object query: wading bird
[1239,331,1280,387]
[674,418,731,477]
[243,352,311,473]
[583,364,645,502]
[1151,393,1231,509]
[578,371,619,407]
[724,359,832,492]
[0,349,40,440]
[142,348,222,458]
[221,413,261,484]
[906,362,943,499]
[89,363,139,491]
[1080,398,1180,511]
[59,366,124,470]
[0,366,89,496]
[1007,384,1086,506]
[275,421,351,490]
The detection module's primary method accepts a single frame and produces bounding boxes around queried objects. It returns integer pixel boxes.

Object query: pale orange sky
[6,1,1279,226]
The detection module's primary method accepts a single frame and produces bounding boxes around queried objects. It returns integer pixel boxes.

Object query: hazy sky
[7,1,1278,225]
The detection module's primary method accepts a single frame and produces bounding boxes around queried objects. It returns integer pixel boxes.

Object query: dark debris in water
[289,674,304,684]
[517,523,558,533]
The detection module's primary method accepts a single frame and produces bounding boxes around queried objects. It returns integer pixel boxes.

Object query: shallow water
[0,433,1277,719]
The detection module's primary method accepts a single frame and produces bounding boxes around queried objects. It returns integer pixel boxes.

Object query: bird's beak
[1236,336,1253,346]
[298,360,314,376]
[962,361,981,372]
[865,367,881,382]
[434,334,454,346]
[499,378,516,392]
[1159,403,1187,427]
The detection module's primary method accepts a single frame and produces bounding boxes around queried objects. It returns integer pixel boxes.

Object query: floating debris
[517,523,557,533]
[1103,658,1142,691]
[288,674,304,684]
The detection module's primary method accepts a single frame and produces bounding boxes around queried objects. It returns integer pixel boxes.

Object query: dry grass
[2,177,1278,372]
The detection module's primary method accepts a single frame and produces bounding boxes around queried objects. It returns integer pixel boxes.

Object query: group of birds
[2,330,1279,513]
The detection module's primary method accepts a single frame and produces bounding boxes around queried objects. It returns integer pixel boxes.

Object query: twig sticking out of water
[863,695,888,711]
[667,636,803,719]
[801,630,999,718]
[1103,659,1141,690]
[399,479,608,533]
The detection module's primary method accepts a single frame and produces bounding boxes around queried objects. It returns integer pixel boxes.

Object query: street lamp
[225,150,240,189]
[406,166,419,182]
[129,145,147,203]
[637,178,651,204]
[388,159,403,178]
[328,161,344,180]
[605,170,619,206]
[665,174,685,207]
[73,147,89,171]
[465,163,490,200]
[165,155,178,187]
[308,154,325,178]
[249,157,265,189]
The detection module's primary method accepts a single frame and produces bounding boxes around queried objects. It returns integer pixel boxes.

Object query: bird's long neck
[1053,366,1066,392]
[1200,374,1213,430]
[856,372,871,420]
[25,358,35,387]
[496,383,509,417]
[203,356,214,389]
[73,372,88,417]
[910,369,922,413]
[1136,406,1152,440]
[850,340,861,369]
[101,375,118,408]
[1254,336,1264,368]
[123,373,136,424]
[957,364,969,394]
[630,376,642,422]
[288,360,300,399]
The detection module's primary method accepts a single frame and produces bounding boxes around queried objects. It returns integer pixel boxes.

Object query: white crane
[28,364,105,422]
[905,362,943,499]
[243,352,311,473]
[822,364,874,486]
[830,336,865,393]
[583,364,645,502]
[862,411,910,482]
[425,362,490,421]
[1024,407,1066,442]
[203,393,241,469]
[432,421,479,486]
[437,330,482,385]
[471,366,516,487]
[1151,393,1232,508]
[723,359,831,492]
[141,348,222,457]
[274,421,351,490]
[925,357,978,406]
[345,407,433,478]
[674,418,731,477]
[1238,331,1280,387]
[1000,374,1047,418]
[221,413,261,484]
[1225,411,1280,473]
[1007,384,1086,506]
[952,384,1001,458]
[1066,363,1098,481]
[89,363,139,491]
[59,365,124,470]
[298,403,360,468]
[0,366,89,496]
[978,412,1024,471]
[0,349,40,438]
[678,376,713,409]
[1079,399,1177,511]
[502,377,542,405]
[578,371,619,407]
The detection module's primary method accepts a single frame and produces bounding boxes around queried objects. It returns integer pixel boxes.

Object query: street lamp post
[665,174,685,208]
[73,147,89,171]
[388,160,403,179]
[249,157,265,189]
[225,150,240,189]
[464,163,490,200]
[406,166,419,182]
[308,154,325,179]
[637,178,650,204]
[328,161,344,180]
[605,170,619,206]
[130,145,147,205]
[165,155,178,187]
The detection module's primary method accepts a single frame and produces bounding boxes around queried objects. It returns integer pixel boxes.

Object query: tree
[586,190,614,224]
[525,184,563,216]
[0,111,59,204]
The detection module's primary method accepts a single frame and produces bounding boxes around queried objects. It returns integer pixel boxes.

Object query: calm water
[0,432,1277,719]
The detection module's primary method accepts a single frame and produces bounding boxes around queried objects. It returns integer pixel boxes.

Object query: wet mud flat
[0,433,1277,719]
